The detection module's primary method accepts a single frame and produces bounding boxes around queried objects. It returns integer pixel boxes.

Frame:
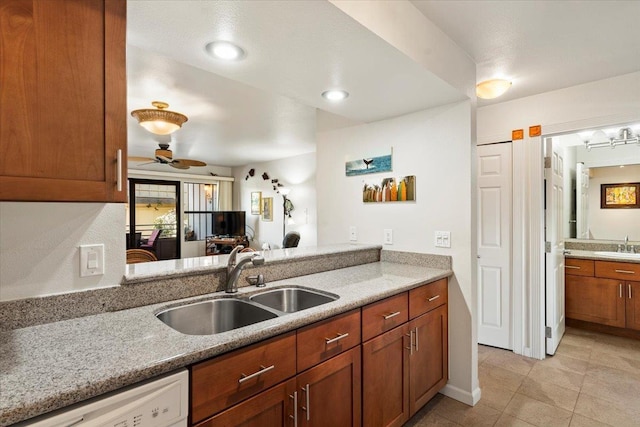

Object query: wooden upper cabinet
[0,0,127,202]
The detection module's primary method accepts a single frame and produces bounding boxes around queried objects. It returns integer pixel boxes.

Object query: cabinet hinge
[545,327,552,339]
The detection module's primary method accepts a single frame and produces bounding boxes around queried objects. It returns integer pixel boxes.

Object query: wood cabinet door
[0,0,127,202]
[409,304,448,416]
[566,275,626,327]
[362,324,410,427]
[296,346,361,427]
[626,281,640,331]
[194,379,296,427]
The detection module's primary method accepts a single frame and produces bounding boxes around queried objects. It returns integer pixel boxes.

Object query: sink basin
[594,251,640,260]
[250,287,339,313]
[156,298,278,335]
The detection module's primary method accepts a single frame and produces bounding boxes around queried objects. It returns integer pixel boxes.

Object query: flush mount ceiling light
[582,127,640,151]
[130,101,188,135]
[321,90,349,101]
[205,41,246,61]
[476,79,512,100]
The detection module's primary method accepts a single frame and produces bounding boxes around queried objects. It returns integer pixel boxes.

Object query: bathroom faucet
[625,235,629,252]
[225,246,265,293]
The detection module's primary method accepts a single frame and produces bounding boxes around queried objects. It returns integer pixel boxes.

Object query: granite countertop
[565,249,640,264]
[0,260,451,426]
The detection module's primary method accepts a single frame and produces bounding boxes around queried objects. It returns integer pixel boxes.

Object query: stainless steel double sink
[156,287,339,335]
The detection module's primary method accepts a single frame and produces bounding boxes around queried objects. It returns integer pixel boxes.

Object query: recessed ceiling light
[322,90,349,101]
[205,41,246,61]
[476,79,512,100]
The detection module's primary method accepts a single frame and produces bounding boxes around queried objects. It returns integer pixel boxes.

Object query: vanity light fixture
[130,101,188,135]
[476,79,512,100]
[321,90,349,101]
[205,41,246,61]
[583,127,640,151]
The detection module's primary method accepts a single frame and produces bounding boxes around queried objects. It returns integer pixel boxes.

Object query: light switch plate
[434,231,451,248]
[383,229,393,245]
[80,244,104,277]
[349,226,357,241]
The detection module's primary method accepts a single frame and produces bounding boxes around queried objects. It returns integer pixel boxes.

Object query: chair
[282,231,300,248]
[126,249,158,264]
[140,229,162,253]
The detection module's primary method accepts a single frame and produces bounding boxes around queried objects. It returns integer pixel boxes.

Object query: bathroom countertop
[0,259,452,426]
[565,249,640,264]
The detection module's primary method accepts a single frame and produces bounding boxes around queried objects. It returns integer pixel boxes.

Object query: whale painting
[345,151,392,176]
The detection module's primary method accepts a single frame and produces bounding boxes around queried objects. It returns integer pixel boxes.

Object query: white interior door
[545,138,566,355]
[477,143,512,349]
[576,163,589,239]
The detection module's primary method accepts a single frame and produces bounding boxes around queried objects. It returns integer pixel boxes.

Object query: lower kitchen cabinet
[194,379,296,427]
[362,324,410,427]
[296,346,361,427]
[566,275,625,327]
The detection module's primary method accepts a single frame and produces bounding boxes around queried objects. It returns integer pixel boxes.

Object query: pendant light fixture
[131,101,188,135]
[476,79,512,100]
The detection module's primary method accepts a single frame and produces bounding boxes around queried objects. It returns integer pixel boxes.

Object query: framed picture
[362,175,416,203]
[261,197,273,221]
[345,149,393,176]
[601,183,640,209]
[250,191,262,215]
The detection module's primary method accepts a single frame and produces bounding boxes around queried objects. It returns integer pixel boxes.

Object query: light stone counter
[565,249,640,264]
[0,258,451,426]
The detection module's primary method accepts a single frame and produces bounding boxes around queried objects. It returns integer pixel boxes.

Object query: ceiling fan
[129,143,207,169]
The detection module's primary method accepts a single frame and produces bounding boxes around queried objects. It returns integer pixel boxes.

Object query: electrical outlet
[349,226,357,241]
[434,231,451,248]
[80,244,104,277]
[384,229,393,245]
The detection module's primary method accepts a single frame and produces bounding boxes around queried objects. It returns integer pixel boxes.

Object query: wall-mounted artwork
[250,192,262,215]
[346,149,392,176]
[363,175,416,203]
[262,197,274,221]
[601,182,640,209]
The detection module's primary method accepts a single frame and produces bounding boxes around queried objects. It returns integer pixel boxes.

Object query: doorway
[127,178,181,261]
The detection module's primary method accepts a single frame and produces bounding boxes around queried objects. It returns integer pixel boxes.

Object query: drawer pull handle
[383,311,401,320]
[428,295,441,302]
[406,331,414,355]
[301,384,310,421]
[289,392,298,427]
[615,269,635,274]
[325,332,349,345]
[414,327,419,351]
[630,284,633,299]
[116,149,123,192]
[620,284,623,298]
[565,265,581,269]
[238,364,275,384]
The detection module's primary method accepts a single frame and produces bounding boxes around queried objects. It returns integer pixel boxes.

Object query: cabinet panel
[191,332,296,424]
[565,258,594,277]
[409,279,447,319]
[409,304,448,415]
[565,275,625,328]
[362,292,408,342]
[595,261,640,282]
[626,281,640,332]
[194,379,296,427]
[0,0,126,202]
[296,309,361,372]
[296,346,361,427]
[362,324,410,427]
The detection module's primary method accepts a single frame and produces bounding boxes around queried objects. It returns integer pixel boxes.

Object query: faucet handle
[247,274,266,287]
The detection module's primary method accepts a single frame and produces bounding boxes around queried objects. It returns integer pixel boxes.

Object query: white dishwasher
[17,369,189,427]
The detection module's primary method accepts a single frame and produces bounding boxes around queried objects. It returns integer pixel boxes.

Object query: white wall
[587,165,640,241]
[232,152,317,250]
[0,203,125,301]
[317,101,479,404]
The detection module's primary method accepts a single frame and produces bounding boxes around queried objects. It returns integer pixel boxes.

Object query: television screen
[212,211,246,236]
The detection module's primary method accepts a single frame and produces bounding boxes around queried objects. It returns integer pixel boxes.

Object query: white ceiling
[411,0,640,105]
[127,1,640,169]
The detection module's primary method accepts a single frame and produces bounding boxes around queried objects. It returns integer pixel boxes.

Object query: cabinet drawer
[409,279,448,319]
[595,261,640,281]
[565,258,594,276]
[362,292,409,342]
[191,332,296,424]
[297,309,361,372]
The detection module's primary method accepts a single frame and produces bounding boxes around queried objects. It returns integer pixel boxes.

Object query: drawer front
[565,258,595,276]
[409,279,448,319]
[362,292,409,342]
[595,260,640,281]
[191,332,296,424]
[297,309,361,372]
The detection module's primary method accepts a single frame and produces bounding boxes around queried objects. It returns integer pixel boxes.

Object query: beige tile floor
[405,327,640,426]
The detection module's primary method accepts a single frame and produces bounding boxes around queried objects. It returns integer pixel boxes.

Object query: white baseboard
[440,384,482,406]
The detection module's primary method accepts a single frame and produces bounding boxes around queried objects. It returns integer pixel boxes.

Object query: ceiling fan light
[131,101,188,135]
[476,79,512,100]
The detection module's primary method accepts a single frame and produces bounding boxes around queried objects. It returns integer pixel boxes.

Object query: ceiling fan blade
[128,156,156,162]
[174,159,206,167]
[170,162,190,170]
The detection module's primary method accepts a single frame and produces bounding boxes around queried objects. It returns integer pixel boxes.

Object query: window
[183,182,218,241]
